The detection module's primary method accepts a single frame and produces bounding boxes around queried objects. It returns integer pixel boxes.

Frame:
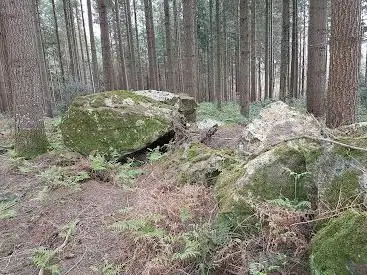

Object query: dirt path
[0,154,132,275]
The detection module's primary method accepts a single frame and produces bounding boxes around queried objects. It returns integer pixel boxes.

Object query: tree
[215,0,222,109]
[164,0,174,93]
[0,15,11,113]
[326,0,361,128]
[239,0,250,116]
[306,0,327,117]
[87,0,100,91]
[182,0,198,98]
[290,0,298,98]
[250,0,256,102]
[0,0,48,157]
[114,0,128,89]
[98,0,114,91]
[51,0,65,85]
[279,0,290,101]
[144,0,159,89]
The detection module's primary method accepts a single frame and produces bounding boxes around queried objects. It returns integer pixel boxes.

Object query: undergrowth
[0,198,17,220]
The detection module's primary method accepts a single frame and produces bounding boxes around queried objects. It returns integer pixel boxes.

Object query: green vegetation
[311,210,367,275]
[0,198,17,220]
[40,165,90,190]
[31,220,78,275]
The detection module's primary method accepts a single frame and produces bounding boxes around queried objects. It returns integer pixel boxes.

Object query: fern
[269,197,311,211]
[89,153,109,172]
[91,261,122,275]
[147,147,163,163]
[32,247,61,274]
[40,166,89,189]
[173,234,202,261]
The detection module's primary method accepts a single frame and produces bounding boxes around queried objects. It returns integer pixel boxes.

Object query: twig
[302,135,367,153]
[38,220,79,275]
[64,247,87,275]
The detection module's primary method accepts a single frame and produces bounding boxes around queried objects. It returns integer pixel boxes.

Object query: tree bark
[125,0,137,89]
[280,0,290,101]
[216,0,222,109]
[52,0,65,85]
[290,0,299,99]
[164,0,174,93]
[133,0,143,89]
[182,0,198,98]
[264,0,269,99]
[326,0,361,128]
[250,0,256,102]
[306,0,327,117]
[143,0,159,89]
[0,0,48,157]
[114,0,128,89]
[239,0,250,116]
[98,0,114,91]
[0,16,11,113]
[87,0,100,91]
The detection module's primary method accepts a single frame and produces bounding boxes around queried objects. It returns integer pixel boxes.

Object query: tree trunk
[306,0,327,117]
[290,0,298,99]
[80,0,94,91]
[0,16,11,113]
[173,0,183,93]
[182,0,198,98]
[62,0,76,79]
[133,0,143,89]
[264,0,269,99]
[51,0,65,85]
[250,0,256,102]
[280,0,290,101]
[326,0,361,128]
[75,3,88,85]
[87,0,100,91]
[125,0,137,89]
[208,0,214,101]
[143,0,159,89]
[0,0,48,157]
[114,0,128,89]
[216,0,222,109]
[268,0,273,98]
[239,0,250,116]
[164,0,174,93]
[98,0,114,91]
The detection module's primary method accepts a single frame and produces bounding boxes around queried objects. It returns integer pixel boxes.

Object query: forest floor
[0,112,245,275]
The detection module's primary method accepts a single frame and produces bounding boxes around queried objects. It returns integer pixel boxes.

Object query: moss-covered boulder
[215,139,321,215]
[310,210,367,275]
[60,90,178,157]
[132,90,198,122]
[177,143,241,186]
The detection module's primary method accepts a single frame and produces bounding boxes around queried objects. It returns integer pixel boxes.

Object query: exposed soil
[0,119,231,275]
[0,152,133,274]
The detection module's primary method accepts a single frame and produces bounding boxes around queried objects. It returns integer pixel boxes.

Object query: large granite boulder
[240,101,321,155]
[60,90,179,158]
[132,90,198,122]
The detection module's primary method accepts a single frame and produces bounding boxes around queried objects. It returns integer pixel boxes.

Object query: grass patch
[0,198,17,220]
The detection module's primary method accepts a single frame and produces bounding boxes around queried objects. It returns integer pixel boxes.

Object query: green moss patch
[310,210,367,275]
[323,170,362,209]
